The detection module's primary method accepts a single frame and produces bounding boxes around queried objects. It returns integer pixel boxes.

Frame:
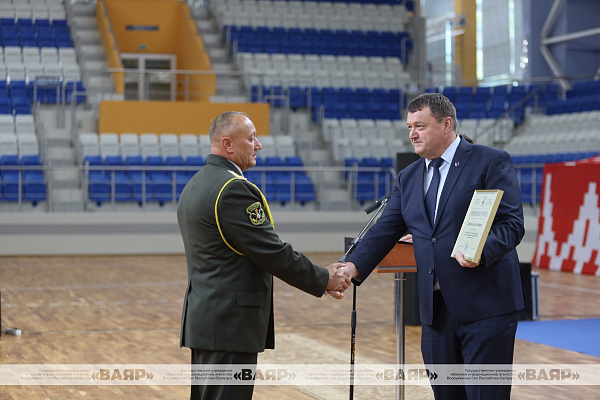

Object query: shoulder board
[227,170,246,180]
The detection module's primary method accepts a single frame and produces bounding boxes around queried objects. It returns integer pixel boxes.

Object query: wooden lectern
[345,239,417,400]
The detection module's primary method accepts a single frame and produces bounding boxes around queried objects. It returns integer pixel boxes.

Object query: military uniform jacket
[177,154,329,353]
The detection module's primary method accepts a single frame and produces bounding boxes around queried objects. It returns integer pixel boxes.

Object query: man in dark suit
[342,93,525,400]
[177,111,350,400]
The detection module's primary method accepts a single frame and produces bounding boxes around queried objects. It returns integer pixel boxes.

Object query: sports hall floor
[0,253,598,400]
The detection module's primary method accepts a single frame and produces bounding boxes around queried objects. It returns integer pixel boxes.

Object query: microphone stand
[339,194,390,400]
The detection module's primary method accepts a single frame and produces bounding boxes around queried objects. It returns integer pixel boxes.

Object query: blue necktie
[425,158,444,226]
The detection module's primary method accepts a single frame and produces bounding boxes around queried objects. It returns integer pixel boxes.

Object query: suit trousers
[421,290,519,400]
[191,348,258,400]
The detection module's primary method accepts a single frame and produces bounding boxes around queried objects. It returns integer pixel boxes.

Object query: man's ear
[222,136,233,154]
[444,116,453,133]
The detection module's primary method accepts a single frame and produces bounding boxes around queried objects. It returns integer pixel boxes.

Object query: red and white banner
[533,156,600,275]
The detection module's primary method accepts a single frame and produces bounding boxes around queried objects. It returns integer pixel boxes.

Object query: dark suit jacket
[348,138,525,325]
[177,154,329,353]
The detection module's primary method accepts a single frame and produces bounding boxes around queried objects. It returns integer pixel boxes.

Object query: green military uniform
[177,154,329,354]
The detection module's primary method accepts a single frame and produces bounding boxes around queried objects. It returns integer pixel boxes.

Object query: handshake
[324,262,359,299]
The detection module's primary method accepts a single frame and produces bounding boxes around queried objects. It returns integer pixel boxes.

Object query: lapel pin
[455,162,460,167]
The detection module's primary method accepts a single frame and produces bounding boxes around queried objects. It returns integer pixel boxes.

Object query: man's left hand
[456,251,480,268]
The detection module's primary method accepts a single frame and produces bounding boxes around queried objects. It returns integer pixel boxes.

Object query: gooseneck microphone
[363,192,391,214]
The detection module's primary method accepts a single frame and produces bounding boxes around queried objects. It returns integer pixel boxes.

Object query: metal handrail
[0,163,544,213]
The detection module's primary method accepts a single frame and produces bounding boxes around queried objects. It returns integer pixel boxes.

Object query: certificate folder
[451,189,504,262]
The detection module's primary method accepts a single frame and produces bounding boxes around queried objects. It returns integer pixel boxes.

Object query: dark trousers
[191,348,258,400]
[421,290,519,400]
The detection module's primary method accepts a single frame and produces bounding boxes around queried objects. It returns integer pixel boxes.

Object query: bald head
[209,111,262,171]
[209,111,249,145]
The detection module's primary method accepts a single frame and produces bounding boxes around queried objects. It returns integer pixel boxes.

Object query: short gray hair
[208,111,249,143]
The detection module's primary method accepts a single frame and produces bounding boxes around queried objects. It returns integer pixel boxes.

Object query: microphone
[363,192,391,214]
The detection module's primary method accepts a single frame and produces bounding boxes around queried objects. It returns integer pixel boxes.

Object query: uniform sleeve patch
[246,202,266,225]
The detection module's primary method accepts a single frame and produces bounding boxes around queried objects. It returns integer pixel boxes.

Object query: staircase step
[208,47,228,62]
[210,94,248,103]
[80,45,107,61]
[202,33,221,47]
[52,189,84,212]
[51,169,81,189]
[76,30,102,45]
[71,4,97,16]
[320,189,352,210]
[215,77,244,95]
[46,138,72,149]
[192,8,211,20]
[196,19,215,32]
[212,62,234,72]
[73,16,97,29]
[46,147,76,165]
[83,60,108,74]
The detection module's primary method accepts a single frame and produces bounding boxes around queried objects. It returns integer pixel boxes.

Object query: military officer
[177,111,350,400]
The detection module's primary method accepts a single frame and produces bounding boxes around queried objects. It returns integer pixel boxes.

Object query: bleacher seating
[238,52,410,89]
[0,152,46,205]
[179,133,200,160]
[324,117,408,162]
[229,26,412,62]
[429,83,560,124]
[215,1,410,34]
[218,0,411,127]
[505,111,600,156]
[546,79,600,115]
[511,151,600,204]
[0,3,82,110]
[240,51,408,122]
[0,2,84,205]
[159,133,179,157]
[3,0,595,211]
[78,132,313,207]
[342,155,396,204]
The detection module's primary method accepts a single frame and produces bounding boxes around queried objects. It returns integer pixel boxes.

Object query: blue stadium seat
[0,97,11,114]
[65,81,85,104]
[146,155,173,205]
[356,157,379,203]
[35,19,50,28]
[84,155,105,179]
[104,155,131,202]
[21,154,42,176]
[166,155,188,200]
[84,155,110,205]
[295,174,315,204]
[1,154,21,202]
[378,157,395,198]
[263,156,286,203]
[9,81,29,99]
[519,167,536,205]
[284,156,305,178]
[442,87,457,103]
[88,174,111,205]
[12,97,31,115]
[23,173,46,205]
[185,155,205,178]
[125,155,152,205]
[508,85,526,102]
[289,86,308,109]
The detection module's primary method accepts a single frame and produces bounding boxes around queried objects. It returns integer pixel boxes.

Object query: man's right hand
[325,262,351,293]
